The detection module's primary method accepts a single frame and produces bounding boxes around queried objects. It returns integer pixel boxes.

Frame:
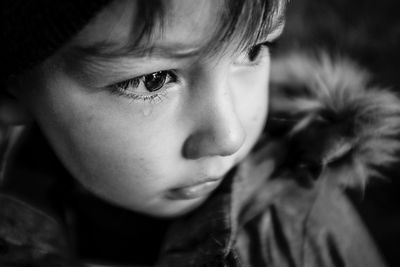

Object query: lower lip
[166,179,222,200]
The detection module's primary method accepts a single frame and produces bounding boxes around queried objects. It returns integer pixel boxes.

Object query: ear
[0,83,32,125]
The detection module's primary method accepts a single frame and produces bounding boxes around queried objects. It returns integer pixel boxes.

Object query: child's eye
[109,70,178,102]
[235,42,273,66]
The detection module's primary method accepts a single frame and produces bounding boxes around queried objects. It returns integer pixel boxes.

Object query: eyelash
[109,70,178,103]
[108,41,275,103]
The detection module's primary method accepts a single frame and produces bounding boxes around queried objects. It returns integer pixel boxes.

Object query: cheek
[25,72,186,208]
[232,64,270,144]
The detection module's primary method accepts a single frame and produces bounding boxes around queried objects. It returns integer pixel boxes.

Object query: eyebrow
[71,42,205,61]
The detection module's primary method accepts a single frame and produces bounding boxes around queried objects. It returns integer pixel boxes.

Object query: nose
[183,69,246,159]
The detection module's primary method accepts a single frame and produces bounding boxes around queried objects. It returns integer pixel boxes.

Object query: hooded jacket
[0,52,398,267]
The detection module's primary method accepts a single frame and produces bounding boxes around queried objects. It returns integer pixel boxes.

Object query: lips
[166,177,223,200]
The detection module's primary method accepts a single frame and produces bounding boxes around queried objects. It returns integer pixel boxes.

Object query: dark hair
[75,0,287,60]
[2,0,286,87]
[142,0,286,52]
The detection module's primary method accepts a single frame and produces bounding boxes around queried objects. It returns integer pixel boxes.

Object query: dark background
[274,1,400,266]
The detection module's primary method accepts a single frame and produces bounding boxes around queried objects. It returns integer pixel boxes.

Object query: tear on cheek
[141,106,153,117]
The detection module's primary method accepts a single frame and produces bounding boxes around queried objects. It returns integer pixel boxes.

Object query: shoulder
[0,126,76,266]
[0,193,73,266]
[236,173,387,267]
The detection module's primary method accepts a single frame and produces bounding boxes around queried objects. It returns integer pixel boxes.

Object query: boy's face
[19,0,283,217]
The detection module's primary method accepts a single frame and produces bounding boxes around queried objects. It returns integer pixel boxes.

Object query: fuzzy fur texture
[268,51,400,188]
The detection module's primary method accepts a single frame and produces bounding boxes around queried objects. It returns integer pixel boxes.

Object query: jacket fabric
[0,52,398,267]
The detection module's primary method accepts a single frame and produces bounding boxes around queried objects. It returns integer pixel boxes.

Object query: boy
[0,0,393,266]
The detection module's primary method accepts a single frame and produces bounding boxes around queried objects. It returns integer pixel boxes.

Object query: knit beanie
[1,0,111,86]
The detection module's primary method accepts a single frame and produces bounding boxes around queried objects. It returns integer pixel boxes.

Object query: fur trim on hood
[268,51,400,188]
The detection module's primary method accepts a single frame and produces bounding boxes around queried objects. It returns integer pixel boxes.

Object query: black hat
[2,0,110,84]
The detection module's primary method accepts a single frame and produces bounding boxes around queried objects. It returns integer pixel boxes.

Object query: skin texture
[14,0,283,217]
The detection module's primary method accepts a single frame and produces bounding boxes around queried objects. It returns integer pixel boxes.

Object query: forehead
[72,0,222,52]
